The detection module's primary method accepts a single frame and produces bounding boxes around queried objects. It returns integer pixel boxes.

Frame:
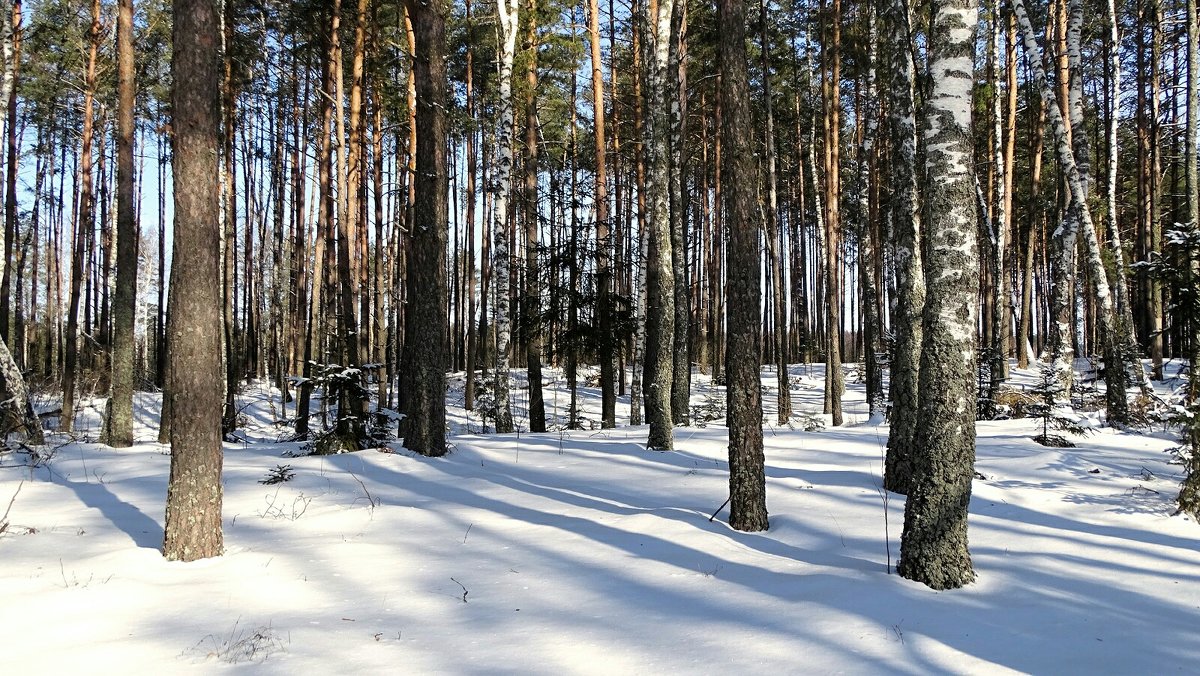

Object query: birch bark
[897,0,978,590]
[881,0,923,495]
[491,0,519,434]
[640,0,677,450]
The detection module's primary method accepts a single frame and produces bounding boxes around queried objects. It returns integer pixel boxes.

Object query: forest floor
[1,361,1197,673]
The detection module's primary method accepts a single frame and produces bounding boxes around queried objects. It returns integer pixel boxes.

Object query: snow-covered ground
[1,362,1197,673]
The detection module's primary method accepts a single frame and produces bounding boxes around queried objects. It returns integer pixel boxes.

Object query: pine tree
[101,0,138,448]
[163,0,225,562]
[397,0,449,457]
[721,0,767,532]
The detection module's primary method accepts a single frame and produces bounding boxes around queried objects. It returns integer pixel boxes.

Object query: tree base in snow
[1032,433,1075,448]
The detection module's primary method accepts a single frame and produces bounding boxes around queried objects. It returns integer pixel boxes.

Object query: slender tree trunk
[989,1,1009,388]
[463,0,478,412]
[1019,53,1046,369]
[1003,10,1018,371]
[0,0,38,443]
[60,0,101,435]
[1015,0,1128,424]
[721,0,767,533]
[491,0,518,434]
[101,0,138,448]
[587,0,615,428]
[1103,0,1146,394]
[220,3,238,434]
[630,17,645,425]
[297,50,335,440]
[0,0,17,350]
[761,0,791,424]
[882,0,923,494]
[522,0,545,433]
[821,0,844,426]
[1148,0,1164,379]
[858,5,883,418]
[669,0,690,427]
[640,0,678,450]
[1177,0,1200,518]
[163,0,225,562]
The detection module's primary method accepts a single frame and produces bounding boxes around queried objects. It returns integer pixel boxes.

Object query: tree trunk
[588,0,616,429]
[1015,0,1128,425]
[881,0,924,495]
[60,0,101,435]
[522,0,545,433]
[491,0,518,434]
[463,0,478,412]
[762,0,791,424]
[101,0,137,448]
[0,2,40,444]
[1178,0,1200,518]
[220,3,238,435]
[858,5,883,418]
[397,0,448,456]
[640,0,678,450]
[898,0,979,590]
[721,0,767,533]
[0,0,18,351]
[163,0,225,562]
[669,0,690,427]
[821,0,844,426]
[988,1,1009,389]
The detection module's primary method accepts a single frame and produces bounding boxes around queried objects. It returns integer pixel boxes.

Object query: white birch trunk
[491,0,519,434]
[639,0,677,450]
[881,0,924,495]
[1014,0,1128,423]
[989,2,1008,384]
[898,0,978,590]
[0,0,40,445]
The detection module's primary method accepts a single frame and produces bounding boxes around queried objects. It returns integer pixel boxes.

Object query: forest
[0,0,1198,658]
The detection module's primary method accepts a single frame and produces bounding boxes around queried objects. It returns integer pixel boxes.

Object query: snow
[2,363,1197,673]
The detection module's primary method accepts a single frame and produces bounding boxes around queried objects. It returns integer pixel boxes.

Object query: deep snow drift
[1,363,1197,673]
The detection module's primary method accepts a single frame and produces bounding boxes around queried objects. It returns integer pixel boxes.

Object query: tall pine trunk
[162,0,225,562]
[721,0,767,533]
[588,0,616,428]
[522,1,545,433]
[60,0,101,435]
[101,0,137,448]
[397,0,448,456]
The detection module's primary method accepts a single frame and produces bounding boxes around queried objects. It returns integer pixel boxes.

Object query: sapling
[1028,363,1091,447]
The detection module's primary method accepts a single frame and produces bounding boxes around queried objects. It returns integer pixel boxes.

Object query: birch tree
[897,0,978,590]
[0,0,38,445]
[1014,0,1130,425]
[639,0,677,450]
[491,0,519,434]
[882,0,923,495]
